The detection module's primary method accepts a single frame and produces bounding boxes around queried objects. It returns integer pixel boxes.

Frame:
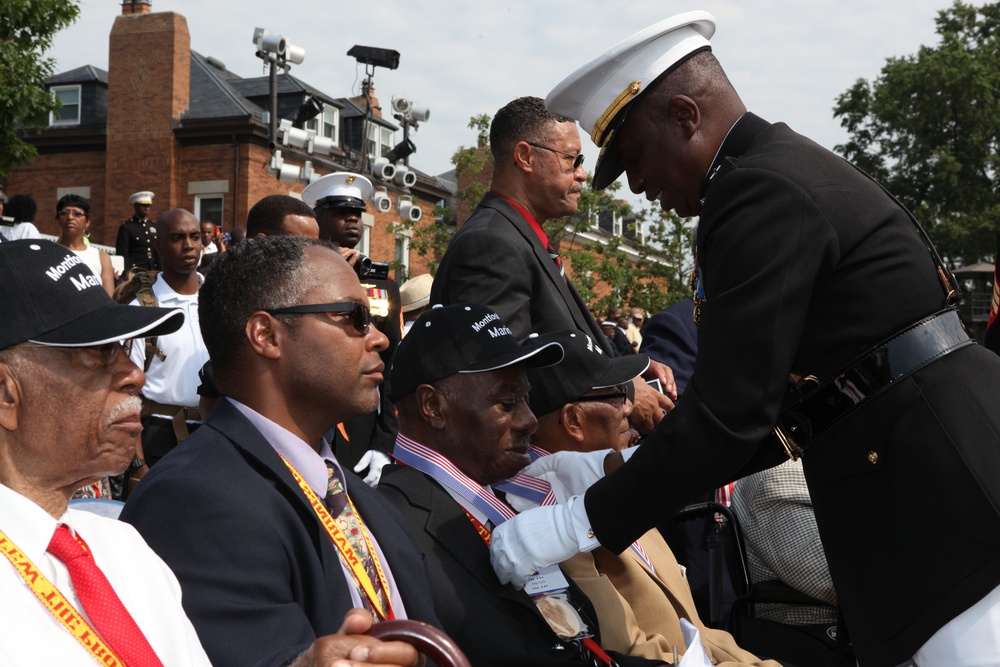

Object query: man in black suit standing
[432,97,674,433]
[122,236,436,667]
[491,12,1000,667]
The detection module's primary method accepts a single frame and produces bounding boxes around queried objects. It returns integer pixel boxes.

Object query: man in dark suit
[491,13,1000,667]
[122,236,434,667]
[379,304,666,667]
[432,96,675,434]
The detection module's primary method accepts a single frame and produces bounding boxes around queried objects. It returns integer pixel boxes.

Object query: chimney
[105,9,190,225]
[121,0,152,15]
[351,79,382,118]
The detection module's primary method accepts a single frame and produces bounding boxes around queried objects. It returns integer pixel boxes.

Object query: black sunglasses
[265,302,371,334]
[528,143,585,170]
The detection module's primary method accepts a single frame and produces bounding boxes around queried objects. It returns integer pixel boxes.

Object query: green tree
[0,0,81,177]
[833,0,1000,266]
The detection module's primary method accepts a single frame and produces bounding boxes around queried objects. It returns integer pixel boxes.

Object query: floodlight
[409,106,430,123]
[385,139,416,165]
[293,96,323,125]
[373,187,392,213]
[392,96,413,114]
[398,195,422,222]
[393,164,417,188]
[372,157,396,181]
[347,45,400,70]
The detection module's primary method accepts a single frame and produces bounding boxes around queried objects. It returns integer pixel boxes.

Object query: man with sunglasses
[432,96,675,438]
[0,239,214,664]
[122,236,439,667]
[507,330,776,666]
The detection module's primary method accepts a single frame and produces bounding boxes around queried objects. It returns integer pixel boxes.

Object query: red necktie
[47,525,164,667]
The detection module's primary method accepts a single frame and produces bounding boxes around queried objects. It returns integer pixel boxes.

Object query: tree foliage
[0,0,81,177]
[833,1,1000,266]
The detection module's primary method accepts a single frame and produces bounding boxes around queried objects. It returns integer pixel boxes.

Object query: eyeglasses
[573,383,630,409]
[21,340,134,366]
[57,208,86,219]
[265,301,371,334]
[528,143,585,170]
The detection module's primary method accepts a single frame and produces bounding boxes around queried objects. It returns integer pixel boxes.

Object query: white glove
[516,449,612,504]
[353,449,392,487]
[490,495,599,589]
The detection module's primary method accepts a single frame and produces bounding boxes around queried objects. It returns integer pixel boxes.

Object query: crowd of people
[4,10,1000,667]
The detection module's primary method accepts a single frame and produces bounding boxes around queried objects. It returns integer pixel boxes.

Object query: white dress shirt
[0,483,211,666]
[129,274,209,412]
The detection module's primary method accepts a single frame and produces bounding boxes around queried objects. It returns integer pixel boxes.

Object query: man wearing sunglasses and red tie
[431,96,676,439]
[122,236,437,667]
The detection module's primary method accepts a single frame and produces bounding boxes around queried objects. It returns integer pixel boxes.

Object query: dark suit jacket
[640,299,698,397]
[432,192,613,355]
[378,465,662,667]
[586,115,1000,666]
[121,399,440,667]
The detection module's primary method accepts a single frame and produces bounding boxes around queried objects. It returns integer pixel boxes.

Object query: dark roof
[186,51,263,120]
[230,73,344,109]
[47,65,108,86]
[337,98,398,129]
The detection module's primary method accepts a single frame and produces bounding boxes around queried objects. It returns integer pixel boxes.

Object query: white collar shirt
[0,482,211,666]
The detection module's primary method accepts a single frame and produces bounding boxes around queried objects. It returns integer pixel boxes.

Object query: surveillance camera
[372,157,396,181]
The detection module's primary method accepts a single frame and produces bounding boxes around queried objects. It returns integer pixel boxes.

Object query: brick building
[5,0,451,279]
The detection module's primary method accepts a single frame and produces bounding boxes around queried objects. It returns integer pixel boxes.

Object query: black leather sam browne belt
[772,308,973,460]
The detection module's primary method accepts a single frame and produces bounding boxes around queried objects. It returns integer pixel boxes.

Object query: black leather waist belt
[772,308,972,459]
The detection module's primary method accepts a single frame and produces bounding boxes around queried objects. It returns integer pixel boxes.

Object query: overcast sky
[47,0,972,195]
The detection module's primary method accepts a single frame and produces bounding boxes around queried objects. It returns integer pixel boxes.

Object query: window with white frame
[305,104,338,143]
[360,218,372,257]
[366,124,394,158]
[194,194,224,228]
[50,86,81,126]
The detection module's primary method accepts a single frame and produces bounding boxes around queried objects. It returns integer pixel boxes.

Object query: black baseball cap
[389,303,564,401]
[527,329,649,418]
[0,240,184,351]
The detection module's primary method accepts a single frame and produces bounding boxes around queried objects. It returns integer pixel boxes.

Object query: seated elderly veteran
[0,239,210,665]
[378,303,670,667]
[495,329,779,666]
[121,236,437,667]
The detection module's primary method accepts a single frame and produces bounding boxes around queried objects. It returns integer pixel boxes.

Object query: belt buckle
[773,422,804,461]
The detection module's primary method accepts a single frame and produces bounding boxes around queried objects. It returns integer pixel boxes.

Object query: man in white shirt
[127,209,209,485]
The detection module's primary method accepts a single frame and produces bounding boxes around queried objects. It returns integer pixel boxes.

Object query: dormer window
[50,86,81,126]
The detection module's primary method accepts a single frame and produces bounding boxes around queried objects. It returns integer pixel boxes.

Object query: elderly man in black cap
[379,304,676,667]
[0,239,211,664]
[492,12,1000,667]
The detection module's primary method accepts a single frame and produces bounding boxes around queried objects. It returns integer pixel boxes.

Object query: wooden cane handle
[367,619,472,667]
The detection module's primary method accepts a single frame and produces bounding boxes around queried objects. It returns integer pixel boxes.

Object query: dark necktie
[47,525,164,667]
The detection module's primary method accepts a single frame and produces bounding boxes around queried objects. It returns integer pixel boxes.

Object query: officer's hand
[354,450,393,487]
[288,609,423,667]
[491,496,597,589]
[629,378,674,434]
